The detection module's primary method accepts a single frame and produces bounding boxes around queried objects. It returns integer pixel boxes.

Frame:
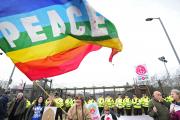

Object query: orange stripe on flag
[15,44,101,80]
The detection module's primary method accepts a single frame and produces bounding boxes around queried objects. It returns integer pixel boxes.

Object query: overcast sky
[0,0,180,88]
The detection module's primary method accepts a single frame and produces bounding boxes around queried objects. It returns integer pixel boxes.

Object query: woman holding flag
[67,95,91,120]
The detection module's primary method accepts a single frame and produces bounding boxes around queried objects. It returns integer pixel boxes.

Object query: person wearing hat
[54,92,64,120]
[87,96,96,104]
[101,106,117,120]
[97,95,105,115]
[105,94,114,112]
[115,94,125,117]
[65,95,74,112]
[123,95,132,116]
[67,95,91,120]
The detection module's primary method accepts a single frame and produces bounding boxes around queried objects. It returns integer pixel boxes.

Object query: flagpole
[33,81,68,115]
[6,65,16,90]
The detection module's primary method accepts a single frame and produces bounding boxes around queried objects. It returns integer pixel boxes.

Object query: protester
[67,95,91,120]
[101,106,117,120]
[0,91,9,120]
[148,91,170,120]
[25,96,45,120]
[8,92,26,120]
[170,89,180,120]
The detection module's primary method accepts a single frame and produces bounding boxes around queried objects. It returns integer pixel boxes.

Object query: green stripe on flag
[0,20,118,53]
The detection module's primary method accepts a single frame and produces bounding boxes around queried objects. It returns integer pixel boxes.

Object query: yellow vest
[105,97,114,108]
[54,97,64,108]
[65,98,73,107]
[141,97,149,107]
[26,99,31,108]
[123,98,132,109]
[165,96,173,103]
[132,98,141,109]
[97,97,104,107]
[88,99,95,104]
[115,98,124,108]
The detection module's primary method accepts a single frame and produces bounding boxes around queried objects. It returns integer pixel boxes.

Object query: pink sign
[136,65,147,75]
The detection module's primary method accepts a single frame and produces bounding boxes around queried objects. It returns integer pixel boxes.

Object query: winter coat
[170,102,180,120]
[67,105,92,120]
[8,98,26,117]
[148,99,170,120]
[25,104,45,120]
[0,95,9,120]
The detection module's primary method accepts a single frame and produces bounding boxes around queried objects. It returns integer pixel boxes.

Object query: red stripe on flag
[16,44,101,80]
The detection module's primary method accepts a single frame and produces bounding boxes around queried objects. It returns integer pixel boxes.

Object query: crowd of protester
[0,89,179,120]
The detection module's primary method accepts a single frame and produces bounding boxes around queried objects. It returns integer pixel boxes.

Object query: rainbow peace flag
[0,0,123,80]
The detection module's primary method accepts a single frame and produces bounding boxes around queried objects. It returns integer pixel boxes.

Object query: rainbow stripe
[0,0,122,80]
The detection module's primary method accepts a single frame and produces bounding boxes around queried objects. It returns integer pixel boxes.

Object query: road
[118,115,153,120]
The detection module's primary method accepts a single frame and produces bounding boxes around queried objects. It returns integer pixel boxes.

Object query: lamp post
[158,56,170,79]
[158,56,173,88]
[146,17,180,65]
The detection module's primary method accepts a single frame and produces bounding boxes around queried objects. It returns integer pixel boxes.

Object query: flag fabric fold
[0,0,123,80]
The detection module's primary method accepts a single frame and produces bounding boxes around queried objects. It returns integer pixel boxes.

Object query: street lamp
[146,17,180,65]
[158,56,170,79]
[158,56,173,88]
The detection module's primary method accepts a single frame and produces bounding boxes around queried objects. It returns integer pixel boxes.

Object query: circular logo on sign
[136,65,147,75]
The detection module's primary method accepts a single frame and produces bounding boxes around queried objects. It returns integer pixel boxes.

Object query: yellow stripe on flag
[7,36,86,63]
[7,37,122,64]
[88,38,123,51]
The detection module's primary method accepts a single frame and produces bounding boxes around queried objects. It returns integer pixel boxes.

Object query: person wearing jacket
[123,95,132,116]
[105,95,115,112]
[101,106,117,120]
[141,94,150,115]
[132,95,142,115]
[97,95,105,115]
[8,92,26,120]
[54,93,64,120]
[0,92,9,120]
[170,89,180,120]
[67,95,91,120]
[65,95,74,112]
[25,96,45,120]
[148,91,170,120]
[115,95,125,117]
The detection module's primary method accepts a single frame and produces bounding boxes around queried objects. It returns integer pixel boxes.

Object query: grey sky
[0,0,180,88]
